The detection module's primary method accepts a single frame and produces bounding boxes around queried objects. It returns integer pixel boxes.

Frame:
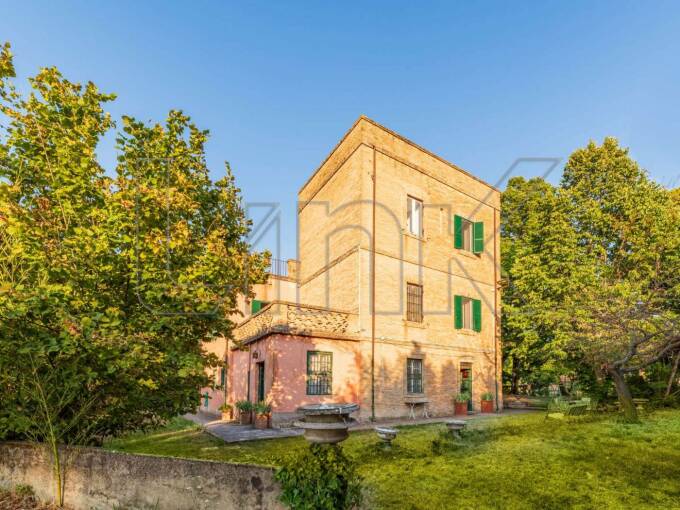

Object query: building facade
[201,116,502,422]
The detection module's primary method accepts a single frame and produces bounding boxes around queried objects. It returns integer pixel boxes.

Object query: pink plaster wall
[199,336,227,414]
[227,335,362,414]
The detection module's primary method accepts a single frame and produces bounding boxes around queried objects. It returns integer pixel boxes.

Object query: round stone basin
[375,427,398,445]
[294,403,359,444]
[446,419,467,438]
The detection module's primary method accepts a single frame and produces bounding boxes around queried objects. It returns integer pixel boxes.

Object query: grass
[104,411,680,509]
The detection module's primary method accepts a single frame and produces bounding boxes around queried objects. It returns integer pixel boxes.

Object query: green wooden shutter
[472,299,482,332]
[454,215,463,249]
[251,300,262,314]
[454,295,463,329]
[473,221,484,254]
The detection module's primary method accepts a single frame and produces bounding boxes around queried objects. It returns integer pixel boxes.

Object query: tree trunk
[666,353,680,398]
[609,368,637,422]
[510,357,520,394]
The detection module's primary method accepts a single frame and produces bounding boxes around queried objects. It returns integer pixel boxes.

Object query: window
[454,295,482,332]
[454,215,484,254]
[407,358,423,394]
[461,219,472,251]
[407,196,423,237]
[307,351,332,395]
[406,283,423,322]
[251,300,268,314]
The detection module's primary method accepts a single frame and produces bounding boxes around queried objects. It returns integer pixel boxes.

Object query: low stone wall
[0,442,283,510]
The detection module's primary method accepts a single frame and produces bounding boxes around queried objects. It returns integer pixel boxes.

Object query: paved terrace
[186,409,535,443]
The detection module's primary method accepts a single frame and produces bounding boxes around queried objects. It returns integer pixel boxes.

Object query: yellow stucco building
[202,116,502,423]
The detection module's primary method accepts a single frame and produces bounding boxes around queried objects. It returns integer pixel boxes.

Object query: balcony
[232,301,358,344]
[267,258,299,279]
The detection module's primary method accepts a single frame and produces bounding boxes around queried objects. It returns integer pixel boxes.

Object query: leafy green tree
[502,138,680,416]
[0,42,267,504]
[501,177,594,392]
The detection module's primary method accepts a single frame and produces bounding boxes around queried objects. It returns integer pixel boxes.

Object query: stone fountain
[294,403,359,444]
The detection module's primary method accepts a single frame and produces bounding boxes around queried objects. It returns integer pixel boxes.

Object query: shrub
[454,392,471,403]
[218,403,232,412]
[235,400,253,413]
[254,401,271,416]
[275,444,362,510]
[481,392,494,401]
[14,484,34,498]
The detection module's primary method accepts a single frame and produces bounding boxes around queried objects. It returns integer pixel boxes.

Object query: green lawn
[105,410,680,509]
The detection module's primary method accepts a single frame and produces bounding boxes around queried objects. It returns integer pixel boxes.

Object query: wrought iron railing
[268,258,288,277]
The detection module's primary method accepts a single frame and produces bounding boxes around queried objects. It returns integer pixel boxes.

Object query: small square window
[407,358,423,394]
[407,196,423,237]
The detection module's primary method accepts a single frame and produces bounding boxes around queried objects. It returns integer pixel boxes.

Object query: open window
[454,215,484,254]
[407,196,423,237]
[454,295,482,332]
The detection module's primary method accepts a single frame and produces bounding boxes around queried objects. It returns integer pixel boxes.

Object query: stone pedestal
[446,419,467,439]
[294,403,359,444]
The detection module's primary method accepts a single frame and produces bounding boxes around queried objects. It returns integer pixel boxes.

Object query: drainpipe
[371,146,377,421]
[493,209,500,412]
[247,343,252,402]
[225,337,231,405]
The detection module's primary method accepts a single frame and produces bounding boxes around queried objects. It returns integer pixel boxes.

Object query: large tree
[501,177,594,392]
[502,138,680,418]
[0,42,267,503]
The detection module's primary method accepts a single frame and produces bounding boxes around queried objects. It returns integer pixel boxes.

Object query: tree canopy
[0,41,268,447]
[502,137,680,417]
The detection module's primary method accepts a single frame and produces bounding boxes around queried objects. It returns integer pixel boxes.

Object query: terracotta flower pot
[481,400,494,413]
[239,411,252,425]
[254,413,269,429]
[221,411,232,421]
[454,401,468,416]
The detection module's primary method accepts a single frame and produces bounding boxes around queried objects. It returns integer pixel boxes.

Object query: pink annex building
[201,116,502,424]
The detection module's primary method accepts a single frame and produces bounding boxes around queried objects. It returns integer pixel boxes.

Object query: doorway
[256,362,265,402]
[460,364,472,412]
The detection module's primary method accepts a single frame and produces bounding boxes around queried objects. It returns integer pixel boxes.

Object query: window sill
[403,230,426,242]
[403,319,426,329]
[457,329,480,336]
[455,249,481,259]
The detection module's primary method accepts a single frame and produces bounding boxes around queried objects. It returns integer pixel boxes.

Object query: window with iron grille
[406,283,423,322]
[407,358,423,394]
[306,351,332,395]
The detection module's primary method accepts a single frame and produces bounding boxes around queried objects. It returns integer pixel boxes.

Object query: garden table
[404,396,430,419]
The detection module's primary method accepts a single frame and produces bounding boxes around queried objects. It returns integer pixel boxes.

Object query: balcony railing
[267,258,289,277]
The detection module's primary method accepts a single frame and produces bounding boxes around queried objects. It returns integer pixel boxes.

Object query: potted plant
[219,403,233,421]
[454,392,470,416]
[254,401,272,430]
[481,392,494,413]
[235,400,253,425]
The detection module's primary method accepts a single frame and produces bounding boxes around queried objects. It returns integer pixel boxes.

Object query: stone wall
[0,442,283,510]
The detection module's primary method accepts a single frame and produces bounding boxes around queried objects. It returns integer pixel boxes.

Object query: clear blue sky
[2,1,679,259]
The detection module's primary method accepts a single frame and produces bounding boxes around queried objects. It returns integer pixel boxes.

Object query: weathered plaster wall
[240,334,362,417]
[0,442,282,510]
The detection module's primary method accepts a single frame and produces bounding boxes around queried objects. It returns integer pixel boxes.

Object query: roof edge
[298,115,500,197]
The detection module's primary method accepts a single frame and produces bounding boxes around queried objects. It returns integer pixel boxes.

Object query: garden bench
[545,401,589,421]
